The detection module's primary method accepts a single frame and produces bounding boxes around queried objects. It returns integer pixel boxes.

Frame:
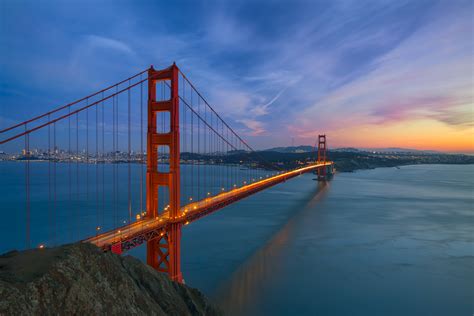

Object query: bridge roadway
[85,162,333,253]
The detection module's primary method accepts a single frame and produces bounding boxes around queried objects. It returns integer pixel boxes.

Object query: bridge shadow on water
[212,180,331,315]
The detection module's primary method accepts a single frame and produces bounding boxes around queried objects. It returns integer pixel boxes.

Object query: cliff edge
[0,243,221,315]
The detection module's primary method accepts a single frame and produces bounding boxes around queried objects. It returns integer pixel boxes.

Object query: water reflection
[214,181,330,315]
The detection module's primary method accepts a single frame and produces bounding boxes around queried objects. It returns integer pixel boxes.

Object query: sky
[0,0,473,153]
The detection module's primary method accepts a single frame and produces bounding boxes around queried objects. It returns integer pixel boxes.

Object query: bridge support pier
[146,64,183,283]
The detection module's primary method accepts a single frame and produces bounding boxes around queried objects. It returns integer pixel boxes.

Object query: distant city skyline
[1,1,473,153]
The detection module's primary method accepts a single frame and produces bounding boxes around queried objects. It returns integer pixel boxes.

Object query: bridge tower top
[318,134,326,163]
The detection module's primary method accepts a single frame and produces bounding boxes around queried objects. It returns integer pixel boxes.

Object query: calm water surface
[182,164,473,315]
[1,163,473,315]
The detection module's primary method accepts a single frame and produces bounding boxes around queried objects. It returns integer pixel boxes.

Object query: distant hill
[263,145,315,153]
[331,147,361,153]
[360,147,441,154]
[263,146,440,154]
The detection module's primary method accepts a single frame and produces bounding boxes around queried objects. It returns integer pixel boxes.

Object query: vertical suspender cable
[24,125,30,249]
[115,87,119,226]
[101,93,105,229]
[210,106,212,193]
[140,78,144,214]
[48,116,51,244]
[204,101,207,199]
[86,99,89,208]
[182,78,186,200]
[191,88,194,200]
[226,128,230,190]
[221,120,223,190]
[213,113,216,191]
[198,96,200,199]
[218,120,221,191]
[69,108,72,242]
[112,93,116,231]
[76,113,79,239]
[128,80,131,225]
[53,122,57,245]
[96,94,99,234]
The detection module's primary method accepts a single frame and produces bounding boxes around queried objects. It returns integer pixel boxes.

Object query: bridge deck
[85,162,333,252]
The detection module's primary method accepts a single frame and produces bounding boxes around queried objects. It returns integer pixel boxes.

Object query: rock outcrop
[0,243,221,315]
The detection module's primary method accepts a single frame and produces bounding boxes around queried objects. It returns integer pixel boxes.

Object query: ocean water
[1,163,473,315]
[196,164,474,316]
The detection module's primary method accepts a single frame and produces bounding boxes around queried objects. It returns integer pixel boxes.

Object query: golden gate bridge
[0,64,333,283]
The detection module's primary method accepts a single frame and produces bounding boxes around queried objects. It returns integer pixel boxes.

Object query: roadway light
[189,197,193,201]
[39,244,45,249]
[96,226,101,231]
[136,214,141,220]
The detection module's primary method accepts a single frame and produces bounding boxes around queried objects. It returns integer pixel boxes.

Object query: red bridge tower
[317,134,327,180]
[146,64,183,283]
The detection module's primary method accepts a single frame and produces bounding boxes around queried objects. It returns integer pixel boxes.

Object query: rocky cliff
[0,243,221,315]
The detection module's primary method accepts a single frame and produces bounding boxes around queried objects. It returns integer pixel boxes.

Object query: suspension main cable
[176,69,282,171]
[0,69,149,134]
[1,68,170,145]
[179,69,255,152]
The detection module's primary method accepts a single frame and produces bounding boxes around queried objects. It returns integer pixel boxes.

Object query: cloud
[290,2,473,138]
[203,9,252,49]
[237,119,266,136]
[84,35,135,55]
[250,88,286,116]
[370,96,473,127]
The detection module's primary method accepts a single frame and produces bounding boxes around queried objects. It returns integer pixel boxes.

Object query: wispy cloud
[289,1,473,144]
[237,119,266,136]
[84,35,134,55]
[251,88,286,116]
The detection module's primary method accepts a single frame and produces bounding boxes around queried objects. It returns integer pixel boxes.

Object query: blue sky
[1,0,473,151]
